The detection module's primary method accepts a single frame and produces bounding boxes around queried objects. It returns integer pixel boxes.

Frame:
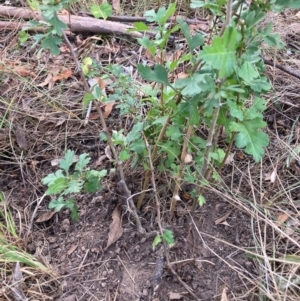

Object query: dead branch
[0,5,144,37]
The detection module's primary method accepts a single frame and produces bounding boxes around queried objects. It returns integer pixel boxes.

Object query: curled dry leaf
[265,168,277,182]
[102,101,115,118]
[105,145,113,160]
[36,210,57,223]
[93,155,108,168]
[105,205,123,250]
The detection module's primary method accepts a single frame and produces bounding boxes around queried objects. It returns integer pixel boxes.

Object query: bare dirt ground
[1,3,300,301]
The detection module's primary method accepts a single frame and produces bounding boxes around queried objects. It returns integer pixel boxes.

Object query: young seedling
[42,150,107,221]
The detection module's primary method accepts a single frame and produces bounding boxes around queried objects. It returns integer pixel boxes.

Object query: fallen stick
[0,5,145,37]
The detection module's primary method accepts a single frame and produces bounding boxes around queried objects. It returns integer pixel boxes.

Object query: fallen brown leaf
[36,210,56,223]
[215,210,232,225]
[93,154,108,167]
[15,127,28,150]
[103,101,115,118]
[105,205,123,250]
[52,68,73,82]
[276,212,289,226]
[37,73,54,89]
[105,145,112,160]
[67,244,78,256]
[14,66,36,78]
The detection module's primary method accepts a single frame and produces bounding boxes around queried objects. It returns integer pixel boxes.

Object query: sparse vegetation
[1,0,300,300]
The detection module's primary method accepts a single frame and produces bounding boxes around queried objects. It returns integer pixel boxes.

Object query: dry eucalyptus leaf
[36,210,56,223]
[105,205,123,250]
[270,168,277,183]
[67,244,78,256]
[169,292,183,300]
[105,145,113,160]
[15,127,28,150]
[215,210,232,225]
[221,286,229,301]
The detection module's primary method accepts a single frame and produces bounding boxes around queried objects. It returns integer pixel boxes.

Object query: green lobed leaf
[152,234,162,250]
[48,196,66,211]
[166,126,182,141]
[248,77,271,92]
[137,64,171,87]
[82,93,94,111]
[46,177,68,195]
[88,169,107,178]
[198,194,206,206]
[210,148,225,164]
[41,34,61,55]
[137,37,156,56]
[144,3,175,25]
[18,31,29,44]
[133,22,149,31]
[59,149,75,173]
[75,153,91,172]
[227,99,244,121]
[174,73,206,96]
[42,169,65,186]
[199,26,240,78]
[70,204,79,222]
[238,61,259,83]
[49,15,67,36]
[84,175,102,193]
[63,179,84,195]
[126,122,144,144]
[119,149,131,161]
[129,140,146,154]
[178,97,200,125]
[162,229,174,245]
[230,119,269,162]
[91,3,112,19]
[244,97,266,120]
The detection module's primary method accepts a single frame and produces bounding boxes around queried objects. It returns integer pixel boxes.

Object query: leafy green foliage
[42,150,107,220]
[199,26,240,78]
[90,3,113,20]
[230,119,269,162]
[137,65,171,87]
[152,229,175,250]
